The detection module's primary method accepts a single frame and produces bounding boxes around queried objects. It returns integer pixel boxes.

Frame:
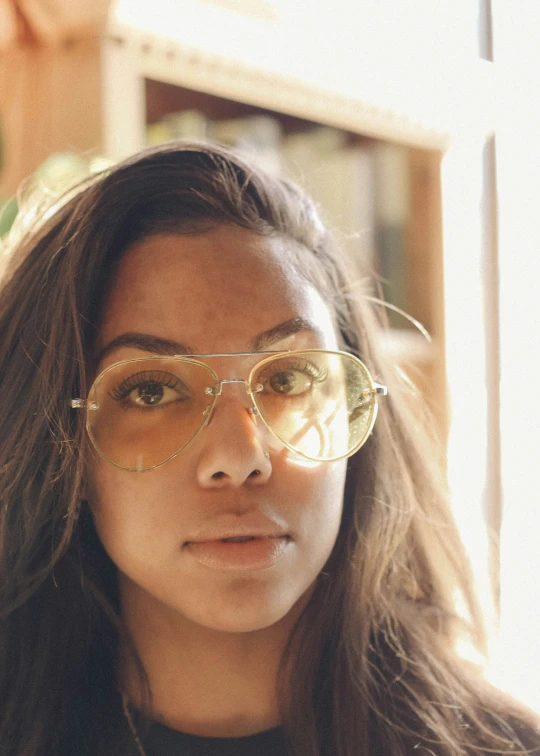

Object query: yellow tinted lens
[251,351,376,461]
[87,358,216,470]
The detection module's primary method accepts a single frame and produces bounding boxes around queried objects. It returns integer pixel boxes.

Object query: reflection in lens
[252,351,377,461]
[87,358,217,471]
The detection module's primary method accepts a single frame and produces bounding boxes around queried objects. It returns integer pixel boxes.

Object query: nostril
[212,471,226,479]
[249,469,261,477]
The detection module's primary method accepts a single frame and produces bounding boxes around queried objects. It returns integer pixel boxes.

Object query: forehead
[96,226,339,358]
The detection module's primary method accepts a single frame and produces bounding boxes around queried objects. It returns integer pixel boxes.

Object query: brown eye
[268,370,312,396]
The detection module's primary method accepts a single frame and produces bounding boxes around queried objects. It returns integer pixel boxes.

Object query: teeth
[221,536,256,543]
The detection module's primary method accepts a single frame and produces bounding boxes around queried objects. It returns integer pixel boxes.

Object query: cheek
[84,458,178,563]
[287,459,347,559]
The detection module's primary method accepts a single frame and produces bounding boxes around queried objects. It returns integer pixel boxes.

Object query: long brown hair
[0,141,538,756]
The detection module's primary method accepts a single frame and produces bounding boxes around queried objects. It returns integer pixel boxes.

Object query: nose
[195,394,272,488]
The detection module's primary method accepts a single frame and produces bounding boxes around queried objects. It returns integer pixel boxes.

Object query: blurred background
[0,0,539,713]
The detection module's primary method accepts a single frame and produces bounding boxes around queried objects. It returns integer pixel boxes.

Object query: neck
[118,577,302,738]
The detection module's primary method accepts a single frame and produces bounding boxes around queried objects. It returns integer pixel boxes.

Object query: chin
[182,588,310,635]
[198,610,291,634]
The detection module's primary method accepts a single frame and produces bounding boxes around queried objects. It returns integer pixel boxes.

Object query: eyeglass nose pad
[248,383,264,418]
[201,404,213,429]
[200,384,217,428]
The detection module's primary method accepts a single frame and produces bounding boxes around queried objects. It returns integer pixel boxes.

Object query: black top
[139,719,290,756]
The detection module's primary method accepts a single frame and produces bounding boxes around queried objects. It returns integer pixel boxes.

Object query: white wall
[486,0,540,714]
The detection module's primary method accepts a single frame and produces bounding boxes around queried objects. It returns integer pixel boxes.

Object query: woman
[0,141,538,756]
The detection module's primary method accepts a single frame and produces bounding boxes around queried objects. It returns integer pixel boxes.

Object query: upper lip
[185,517,290,544]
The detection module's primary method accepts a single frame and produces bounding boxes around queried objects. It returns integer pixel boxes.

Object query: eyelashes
[109,370,189,405]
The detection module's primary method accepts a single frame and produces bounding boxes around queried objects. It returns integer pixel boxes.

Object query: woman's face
[87,225,347,634]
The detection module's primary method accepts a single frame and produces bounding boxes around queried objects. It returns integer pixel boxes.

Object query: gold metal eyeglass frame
[71,349,388,471]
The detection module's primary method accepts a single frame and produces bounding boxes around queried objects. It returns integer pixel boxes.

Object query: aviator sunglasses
[72,349,387,472]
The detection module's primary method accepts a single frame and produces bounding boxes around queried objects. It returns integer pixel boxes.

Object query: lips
[183,514,292,570]
[185,534,289,545]
[184,535,292,571]
[184,519,290,545]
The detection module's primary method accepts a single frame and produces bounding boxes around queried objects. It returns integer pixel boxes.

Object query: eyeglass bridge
[204,378,265,416]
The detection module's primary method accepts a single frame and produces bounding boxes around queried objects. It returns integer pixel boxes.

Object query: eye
[258,359,327,397]
[109,370,188,408]
[131,380,174,406]
[267,369,313,396]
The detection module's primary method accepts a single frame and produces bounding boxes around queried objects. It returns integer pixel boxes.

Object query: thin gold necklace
[122,694,147,756]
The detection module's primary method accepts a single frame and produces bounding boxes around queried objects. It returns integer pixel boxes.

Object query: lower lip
[184,536,292,571]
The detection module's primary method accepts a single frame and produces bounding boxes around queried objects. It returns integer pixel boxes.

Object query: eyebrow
[95,317,324,364]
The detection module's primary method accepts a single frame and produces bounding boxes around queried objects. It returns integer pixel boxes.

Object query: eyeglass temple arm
[348,383,387,423]
[71,399,97,409]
